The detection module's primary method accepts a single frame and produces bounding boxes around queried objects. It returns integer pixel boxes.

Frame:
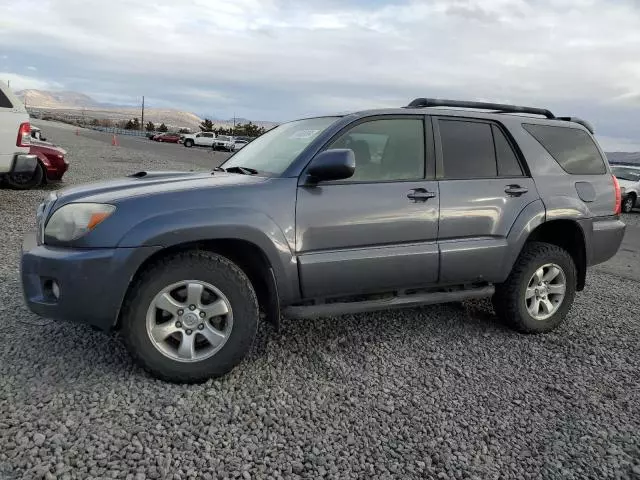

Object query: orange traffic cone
[111,134,119,146]
[75,128,79,135]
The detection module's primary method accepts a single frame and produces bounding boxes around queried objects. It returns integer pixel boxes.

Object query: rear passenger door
[434,117,538,284]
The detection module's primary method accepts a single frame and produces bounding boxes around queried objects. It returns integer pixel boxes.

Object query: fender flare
[117,206,299,304]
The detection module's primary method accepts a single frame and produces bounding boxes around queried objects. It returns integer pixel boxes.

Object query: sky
[1,0,639,150]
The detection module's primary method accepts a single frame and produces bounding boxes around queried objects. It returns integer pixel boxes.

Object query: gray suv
[21,98,626,382]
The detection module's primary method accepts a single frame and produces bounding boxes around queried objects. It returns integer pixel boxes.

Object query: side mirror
[305,149,355,185]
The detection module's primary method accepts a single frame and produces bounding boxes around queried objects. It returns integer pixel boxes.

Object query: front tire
[184,140,194,148]
[622,195,635,213]
[121,251,259,383]
[5,162,45,190]
[493,242,576,333]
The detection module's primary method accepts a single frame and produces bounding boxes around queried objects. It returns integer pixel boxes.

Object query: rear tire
[622,195,635,213]
[493,242,576,333]
[121,251,259,383]
[5,162,45,190]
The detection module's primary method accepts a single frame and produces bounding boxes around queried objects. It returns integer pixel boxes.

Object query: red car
[5,141,68,190]
[155,133,180,143]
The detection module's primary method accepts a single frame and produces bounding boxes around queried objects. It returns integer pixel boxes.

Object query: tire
[121,251,259,383]
[622,195,635,213]
[5,162,45,190]
[184,140,194,148]
[493,241,576,333]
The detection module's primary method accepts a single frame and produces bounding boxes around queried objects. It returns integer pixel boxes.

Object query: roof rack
[405,98,596,133]
[406,98,556,119]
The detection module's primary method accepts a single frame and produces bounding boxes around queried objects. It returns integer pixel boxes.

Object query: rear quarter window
[523,123,606,175]
[0,89,13,108]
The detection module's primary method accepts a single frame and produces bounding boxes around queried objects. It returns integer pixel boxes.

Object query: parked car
[182,132,216,148]
[0,80,37,186]
[21,98,625,383]
[6,141,69,190]
[145,132,157,140]
[612,165,640,213]
[212,135,234,151]
[230,139,248,151]
[155,133,181,143]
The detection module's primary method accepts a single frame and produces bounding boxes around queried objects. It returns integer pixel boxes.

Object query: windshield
[221,117,340,175]
[612,166,640,182]
[218,136,231,141]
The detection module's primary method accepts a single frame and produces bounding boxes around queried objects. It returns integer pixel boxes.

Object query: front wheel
[5,162,45,190]
[121,251,259,383]
[184,140,194,148]
[493,242,576,333]
[622,195,635,213]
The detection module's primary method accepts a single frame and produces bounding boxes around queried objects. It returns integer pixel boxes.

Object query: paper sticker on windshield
[290,129,320,139]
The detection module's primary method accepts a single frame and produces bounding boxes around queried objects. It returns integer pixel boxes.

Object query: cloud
[0,0,638,148]
[26,65,37,71]
[0,72,62,90]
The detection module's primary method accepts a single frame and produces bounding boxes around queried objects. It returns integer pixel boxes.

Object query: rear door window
[438,120,497,179]
[493,125,523,177]
[523,123,606,174]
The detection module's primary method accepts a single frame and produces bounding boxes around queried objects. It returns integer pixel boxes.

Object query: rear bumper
[580,216,626,266]
[21,232,160,331]
[12,154,38,174]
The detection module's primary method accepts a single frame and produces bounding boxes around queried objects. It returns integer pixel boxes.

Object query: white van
[0,81,37,179]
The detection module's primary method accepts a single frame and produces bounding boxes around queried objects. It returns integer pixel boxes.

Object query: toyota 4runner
[21,98,626,382]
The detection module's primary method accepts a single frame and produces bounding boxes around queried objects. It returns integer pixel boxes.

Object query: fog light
[51,281,60,300]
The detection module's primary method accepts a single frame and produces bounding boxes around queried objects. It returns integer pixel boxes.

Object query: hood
[52,170,267,206]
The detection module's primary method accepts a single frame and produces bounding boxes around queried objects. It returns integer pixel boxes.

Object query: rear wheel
[121,251,259,383]
[184,139,194,148]
[493,242,576,333]
[622,195,635,213]
[5,162,45,190]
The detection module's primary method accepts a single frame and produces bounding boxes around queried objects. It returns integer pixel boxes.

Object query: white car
[212,135,235,151]
[230,139,248,151]
[181,131,216,148]
[0,80,37,185]
[612,165,640,213]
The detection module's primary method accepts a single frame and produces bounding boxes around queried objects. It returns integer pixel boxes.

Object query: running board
[283,286,494,319]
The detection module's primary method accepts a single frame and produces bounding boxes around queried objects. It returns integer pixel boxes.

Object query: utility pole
[233,113,236,135]
[141,96,145,131]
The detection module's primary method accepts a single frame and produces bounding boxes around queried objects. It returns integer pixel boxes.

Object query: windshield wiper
[224,166,259,175]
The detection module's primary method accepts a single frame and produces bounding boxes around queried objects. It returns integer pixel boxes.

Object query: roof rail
[406,98,556,119]
[556,116,595,134]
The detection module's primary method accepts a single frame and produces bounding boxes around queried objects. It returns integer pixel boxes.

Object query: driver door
[295,116,440,299]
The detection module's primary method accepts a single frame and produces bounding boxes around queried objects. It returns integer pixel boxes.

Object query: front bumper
[12,154,37,174]
[21,233,160,331]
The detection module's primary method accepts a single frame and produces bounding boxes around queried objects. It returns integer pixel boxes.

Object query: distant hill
[16,89,102,109]
[606,152,640,165]
[16,89,277,132]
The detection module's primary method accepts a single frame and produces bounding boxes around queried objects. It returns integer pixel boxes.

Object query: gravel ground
[0,123,639,480]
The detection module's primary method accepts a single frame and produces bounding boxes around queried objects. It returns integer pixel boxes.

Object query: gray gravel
[1,123,639,479]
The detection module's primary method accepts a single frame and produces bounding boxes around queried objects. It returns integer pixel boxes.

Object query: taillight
[612,175,621,215]
[16,122,31,147]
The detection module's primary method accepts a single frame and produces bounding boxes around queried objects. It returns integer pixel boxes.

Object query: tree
[146,121,156,132]
[132,117,140,130]
[90,118,100,126]
[200,118,214,132]
[178,128,190,134]
[158,123,168,132]
[125,119,135,130]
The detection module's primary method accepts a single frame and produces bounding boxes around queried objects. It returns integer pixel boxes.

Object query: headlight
[45,203,115,242]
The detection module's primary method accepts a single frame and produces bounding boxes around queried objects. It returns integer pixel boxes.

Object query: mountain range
[15,89,277,131]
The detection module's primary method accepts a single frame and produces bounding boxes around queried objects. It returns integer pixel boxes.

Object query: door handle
[505,185,528,197]
[407,188,436,201]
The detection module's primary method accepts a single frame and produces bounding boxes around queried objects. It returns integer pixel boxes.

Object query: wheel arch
[524,220,587,291]
[115,237,282,330]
